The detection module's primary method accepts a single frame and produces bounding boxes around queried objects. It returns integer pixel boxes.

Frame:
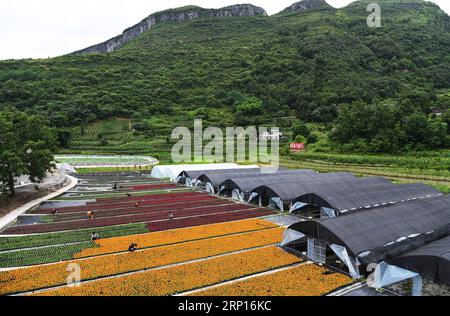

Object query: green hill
[0,0,449,152]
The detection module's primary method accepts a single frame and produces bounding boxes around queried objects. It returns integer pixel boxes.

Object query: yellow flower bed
[75,219,278,258]
[35,246,301,296]
[0,228,284,295]
[193,263,353,296]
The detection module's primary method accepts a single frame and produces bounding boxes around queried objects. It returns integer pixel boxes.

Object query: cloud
[0,0,448,60]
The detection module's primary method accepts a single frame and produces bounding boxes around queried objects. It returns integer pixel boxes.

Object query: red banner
[290,142,305,152]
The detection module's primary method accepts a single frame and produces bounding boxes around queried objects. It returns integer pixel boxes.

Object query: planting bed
[32,192,209,214]
[3,204,260,234]
[0,170,353,297]
[74,219,278,258]
[1,228,284,295]
[119,183,177,191]
[193,264,354,296]
[34,246,300,296]
[146,208,276,232]
[50,199,231,222]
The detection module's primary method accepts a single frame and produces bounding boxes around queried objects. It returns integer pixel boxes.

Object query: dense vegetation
[0,109,56,195]
[0,0,449,154]
[331,100,449,152]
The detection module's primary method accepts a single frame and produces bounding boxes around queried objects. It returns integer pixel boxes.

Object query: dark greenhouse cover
[200,169,317,189]
[219,172,354,194]
[178,167,260,182]
[288,194,450,257]
[253,176,391,205]
[387,235,450,285]
[291,182,441,213]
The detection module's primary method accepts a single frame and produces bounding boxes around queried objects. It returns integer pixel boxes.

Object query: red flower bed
[34,193,213,214]
[3,204,259,235]
[95,191,203,203]
[119,183,177,191]
[147,209,276,232]
[52,199,231,222]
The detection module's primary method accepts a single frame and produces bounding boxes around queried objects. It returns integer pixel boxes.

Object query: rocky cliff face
[281,0,332,14]
[72,4,267,54]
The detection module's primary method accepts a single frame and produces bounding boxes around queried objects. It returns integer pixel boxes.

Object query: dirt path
[0,172,68,218]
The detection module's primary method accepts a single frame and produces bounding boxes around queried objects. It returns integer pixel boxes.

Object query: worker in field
[87,210,95,219]
[51,208,58,217]
[128,243,138,252]
[168,211,174,221]
[113,183,118,191]
[91,232,100,241]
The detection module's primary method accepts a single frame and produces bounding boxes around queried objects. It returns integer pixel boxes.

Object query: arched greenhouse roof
[252,176,388,205]
[178,166,260,183]
[218,170,334,193]
[387,235,450,285]
[291,182,441,214]
[287,194,450,258]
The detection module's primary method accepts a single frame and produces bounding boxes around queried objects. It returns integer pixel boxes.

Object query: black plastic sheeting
[178,167,260,183]
[219,171,351,194]
[253,176,389,206]
[288,194,450,258]
[387,235,450,285]
[291,182,440,213]
[200,169,317,190]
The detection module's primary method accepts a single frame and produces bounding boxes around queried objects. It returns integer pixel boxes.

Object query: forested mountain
[0,0,449,152]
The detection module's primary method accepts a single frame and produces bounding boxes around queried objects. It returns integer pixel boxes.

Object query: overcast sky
[1,0,449,60]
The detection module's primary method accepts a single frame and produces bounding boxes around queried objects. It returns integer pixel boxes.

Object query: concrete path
[0,174,79,231]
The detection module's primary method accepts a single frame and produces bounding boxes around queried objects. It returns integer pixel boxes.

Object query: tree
[234,97,263,126]
[0,109,57,196]
[442,109,450,134]
[56,129,72,148]
[291,122,310,141]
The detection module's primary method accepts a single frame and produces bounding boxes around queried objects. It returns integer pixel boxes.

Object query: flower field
[0,224,149,252]
[74,218,277,258]
[0,171,355,297]
[192,264,354,296]
[32,191,209,214]
[0,242,94,268]
[119,183,177,191]
[2,204,264,234]
[34,246,302,296]
[50,199,230,222]
[0,228,284,295]
[145,208,275,232]
[54,155,155,167]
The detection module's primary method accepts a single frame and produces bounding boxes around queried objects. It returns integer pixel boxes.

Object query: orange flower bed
[75,219,278,258]
[35,246,302,296]
[193,264,353,296]
[0,228,284,295]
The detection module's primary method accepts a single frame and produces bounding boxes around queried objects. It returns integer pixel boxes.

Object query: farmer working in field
[128,243,138,252]
[91,232,100,241]
[87,210,95,220]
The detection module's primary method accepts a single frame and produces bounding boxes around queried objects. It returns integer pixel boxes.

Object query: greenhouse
[150,163,239,181]
[386,235,450,285]
[281,194,450,294]
[177,166,260,187]
[217,170,320,203]
[290,182,441,216]
[249,173,366,213]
